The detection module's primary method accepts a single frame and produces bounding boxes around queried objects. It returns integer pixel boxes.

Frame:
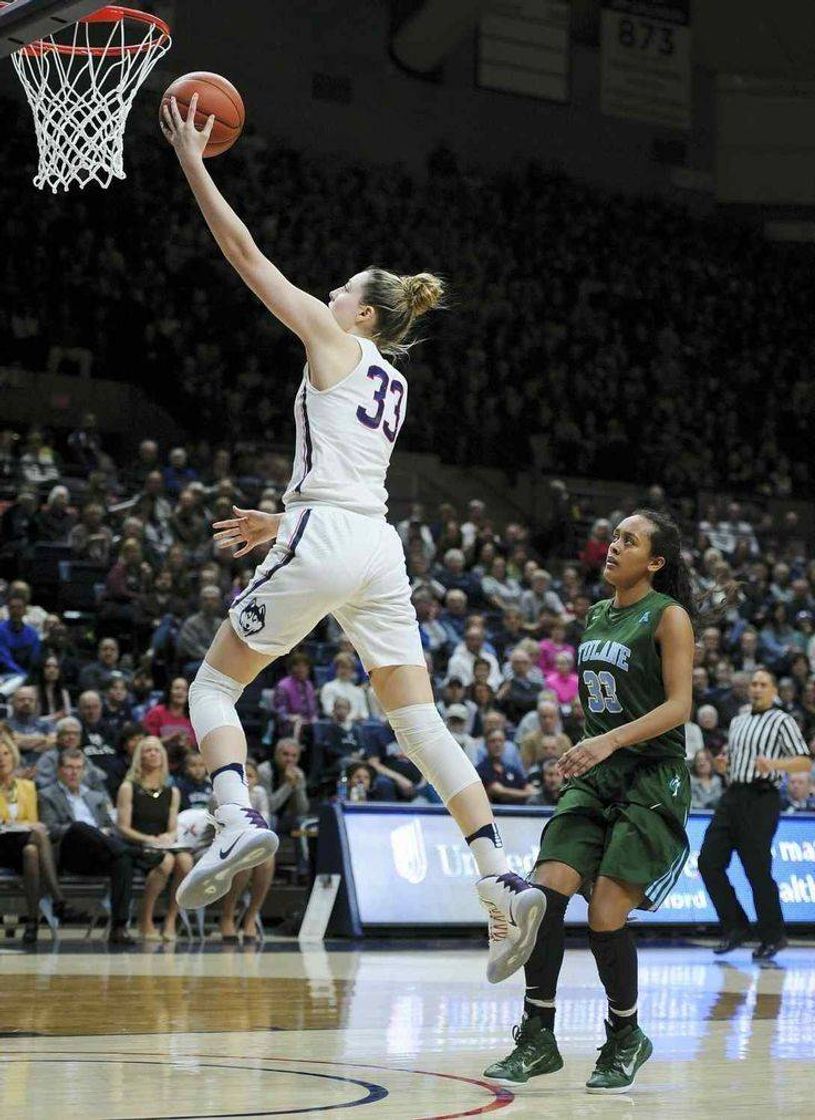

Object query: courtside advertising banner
[341,805,815,927]
[601,0,691,130]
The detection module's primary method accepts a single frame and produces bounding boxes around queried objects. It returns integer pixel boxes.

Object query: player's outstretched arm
[160,95,346,351]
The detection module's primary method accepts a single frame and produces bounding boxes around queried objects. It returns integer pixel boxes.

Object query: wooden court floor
[1,938,814,1120]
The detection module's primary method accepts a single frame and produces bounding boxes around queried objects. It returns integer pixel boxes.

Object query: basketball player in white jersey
[160,95,544,981]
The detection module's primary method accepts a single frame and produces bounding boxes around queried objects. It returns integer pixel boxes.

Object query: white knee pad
[386,703,480,804]
[188,661,245,745]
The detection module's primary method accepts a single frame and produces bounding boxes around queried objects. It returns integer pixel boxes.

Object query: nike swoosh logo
[620,1059,636,1078]
[219,838,241,859]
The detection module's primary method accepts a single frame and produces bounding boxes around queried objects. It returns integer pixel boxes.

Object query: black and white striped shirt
[726,706,811,787]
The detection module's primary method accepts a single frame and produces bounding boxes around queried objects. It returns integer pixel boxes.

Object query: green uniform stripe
[646,840,690,907]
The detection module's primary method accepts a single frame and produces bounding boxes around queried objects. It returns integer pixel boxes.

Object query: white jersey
[282,336,407,519]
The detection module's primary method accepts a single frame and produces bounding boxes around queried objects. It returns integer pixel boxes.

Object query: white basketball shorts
[228,505,425,671]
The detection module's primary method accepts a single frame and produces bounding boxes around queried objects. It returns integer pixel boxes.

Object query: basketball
[160,71,245,158]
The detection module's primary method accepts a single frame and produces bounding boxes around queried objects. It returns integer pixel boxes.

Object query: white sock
[211,763,251,809]
[466,823,510,877]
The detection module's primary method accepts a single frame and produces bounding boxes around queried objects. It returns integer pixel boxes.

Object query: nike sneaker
[483,1014,564,1085]
[476,873,547,983]
[585,1020,653,1093]
[175,805,279,909]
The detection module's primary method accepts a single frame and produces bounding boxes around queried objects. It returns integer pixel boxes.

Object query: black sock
[523,886,570,1031]
[588,926,638,1032]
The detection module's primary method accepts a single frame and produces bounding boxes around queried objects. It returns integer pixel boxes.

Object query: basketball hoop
[5,4,171,192]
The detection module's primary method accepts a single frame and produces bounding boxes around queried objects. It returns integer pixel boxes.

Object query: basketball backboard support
[0,0,102,57]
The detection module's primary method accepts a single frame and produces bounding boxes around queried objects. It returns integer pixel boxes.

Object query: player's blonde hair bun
[402,273,445,317]
[363,264,446,359]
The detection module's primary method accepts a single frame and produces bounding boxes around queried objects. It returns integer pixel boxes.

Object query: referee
[699,667,812,959]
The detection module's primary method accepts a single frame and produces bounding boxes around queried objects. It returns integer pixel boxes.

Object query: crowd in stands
[1,93,812,495]
[1,415,814,944]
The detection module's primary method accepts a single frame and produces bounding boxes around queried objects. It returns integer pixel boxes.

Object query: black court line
[0,1056,387,1118]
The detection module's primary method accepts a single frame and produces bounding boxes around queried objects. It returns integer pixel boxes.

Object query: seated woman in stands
[0,726,80,943]
[116,736,192,941]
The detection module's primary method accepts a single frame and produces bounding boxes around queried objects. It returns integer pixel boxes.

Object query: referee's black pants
[698,783,784,943]
[58,822,134,927]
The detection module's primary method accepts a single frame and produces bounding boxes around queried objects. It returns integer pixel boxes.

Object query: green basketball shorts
[536,754,691,911]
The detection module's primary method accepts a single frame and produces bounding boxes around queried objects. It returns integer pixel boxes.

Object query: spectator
[162,446,198,499]
[98,539,153,639]
[495,647,541,725]
[520,569,565,628]
[316,697,365,782]
[447,626,502,690]
[436,548,482,603]
[32,655,73,724]
[733,627,760,672]
[343,760,382,802]
[564,593,592,647]
[579,519,611,577]
[365,721,425,802]
[690,748,724,810]
[5,685,52,770]
[0,580,48,634]
[115,736,191,941]
[697,704,727,757]
[78,637,127,694]
[38,748,136,945]
[413,591,449,658]
[35,484,75,542]
[0,490,39,578]
[438,588,470,645]
[35,716,108,793]
[517,698,571,770]
[0,729,79,943]
[529,758,564,806]
[319,653,369,721]
[78,690,127,797]
[170,488,210,559]
[262,738,310,827]
[545,650,580,708]
[481,556,522,611]
[781,772,815,813]
[476,727,535,804]
[101,672,135,737]
[176,585,224,675]
[435,677,476,730]
[0,591,41,694]
[538,617,574,674]
[492,606,528,663]
[175,749,213,811]
[759,603,798,674]
[68,502,114,565]
[273,651,319,741]
[143,676,196,750]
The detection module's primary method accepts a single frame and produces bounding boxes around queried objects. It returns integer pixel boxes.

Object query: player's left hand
[160,92,215,161]
[558,734,617,779]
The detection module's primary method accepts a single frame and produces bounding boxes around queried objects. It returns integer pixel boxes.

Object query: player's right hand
[213,505,282,558]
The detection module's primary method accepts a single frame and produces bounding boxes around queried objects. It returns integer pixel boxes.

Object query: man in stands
[447,626,502,690]
[6,684,52,768]
[35,716,108,792]
[77,690,127,797]
[476,728,535,804]
[38,748,136,945]
[176,585,224,677]
[0,591,41,695]
[78,637,128,693]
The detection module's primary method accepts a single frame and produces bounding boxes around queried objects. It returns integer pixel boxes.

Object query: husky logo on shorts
[238,597,266,637]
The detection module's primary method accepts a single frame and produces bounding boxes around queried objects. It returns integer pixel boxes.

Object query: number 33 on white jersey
[283,336,407,519]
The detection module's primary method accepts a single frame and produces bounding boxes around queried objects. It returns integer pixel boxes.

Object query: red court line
[264,1058,515,1119]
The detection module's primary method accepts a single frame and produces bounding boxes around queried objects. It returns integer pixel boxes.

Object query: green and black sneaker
[483,1014,564,1086]
[585,1020,653,1094]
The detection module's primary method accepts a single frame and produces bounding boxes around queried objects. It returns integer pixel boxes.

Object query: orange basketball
[161,71,245,158]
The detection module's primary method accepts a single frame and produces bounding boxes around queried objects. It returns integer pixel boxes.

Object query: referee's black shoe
[752,937,788,961]
[713,929,751,955]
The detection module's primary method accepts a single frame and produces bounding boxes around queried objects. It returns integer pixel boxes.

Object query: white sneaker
[175,804,279,910]
[477,873,547,984]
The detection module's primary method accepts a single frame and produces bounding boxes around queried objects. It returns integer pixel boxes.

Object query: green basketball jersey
[576,589,686,761]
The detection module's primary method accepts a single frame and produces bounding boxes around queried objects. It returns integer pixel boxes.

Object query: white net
[11,6,171,192]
